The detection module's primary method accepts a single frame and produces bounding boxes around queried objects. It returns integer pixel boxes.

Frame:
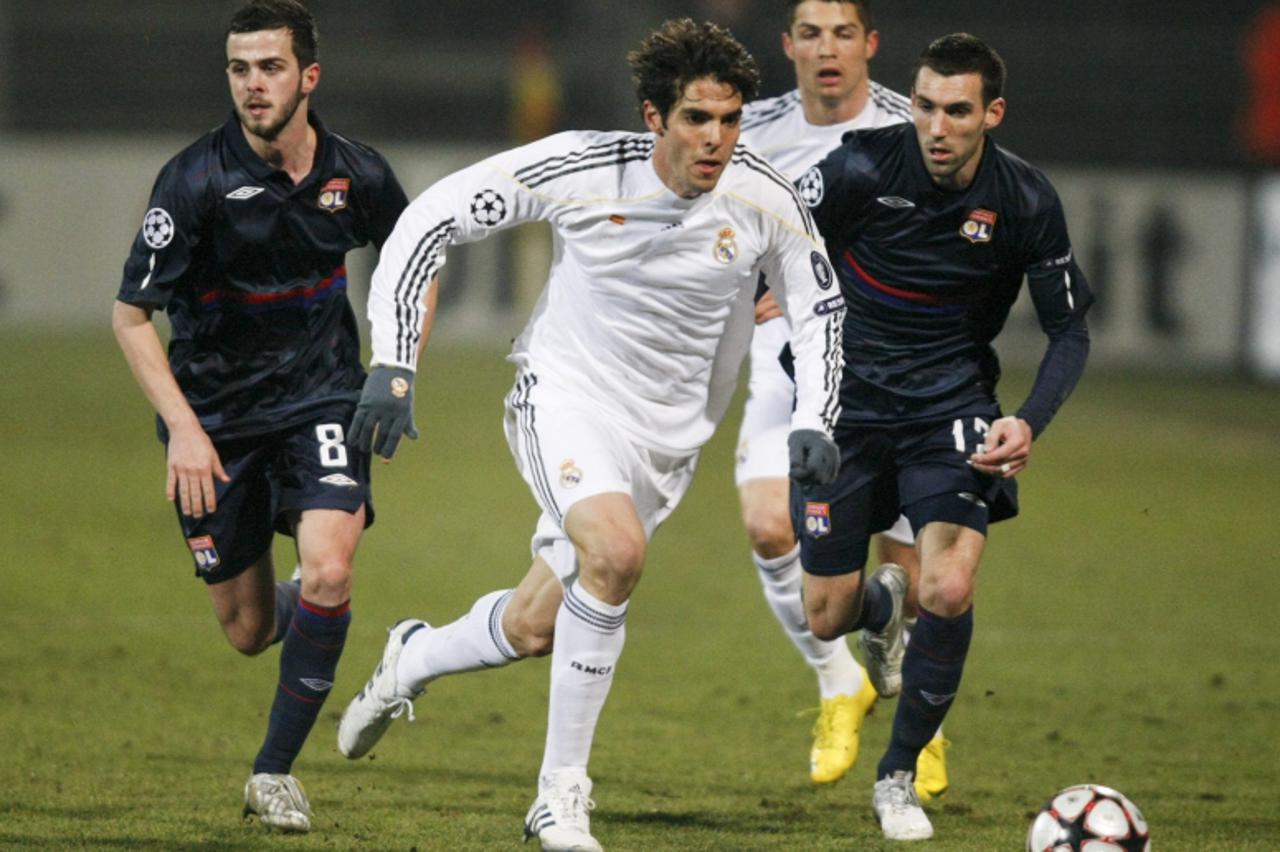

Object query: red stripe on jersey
[199,265,347,306]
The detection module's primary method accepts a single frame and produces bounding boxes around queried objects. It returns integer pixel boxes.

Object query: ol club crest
[319,178,350,213]
[960,208,997,244]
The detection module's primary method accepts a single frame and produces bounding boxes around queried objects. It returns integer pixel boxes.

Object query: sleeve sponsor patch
[814,295,845,315]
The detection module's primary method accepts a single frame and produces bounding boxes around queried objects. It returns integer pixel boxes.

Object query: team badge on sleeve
[810,251,834,290]
[142,208,175,249]
[318,178,350,213]
[961,208,997,244]
[471,189,508,227]
[187,535,221,572]
[798,166,825,207]
[713,227,739,264]
[804,502,832,538]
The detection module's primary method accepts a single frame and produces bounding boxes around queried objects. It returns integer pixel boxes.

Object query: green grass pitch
[1,331,1277,850]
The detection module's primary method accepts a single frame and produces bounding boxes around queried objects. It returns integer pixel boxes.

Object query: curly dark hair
[913,33,1006,106]
[227,0,319,68]
[628,19,760,122]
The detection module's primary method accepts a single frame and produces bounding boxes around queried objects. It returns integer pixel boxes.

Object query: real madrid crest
[960,208,997,244]
[713,227,738,264]
[318,177,350,213]
[559,459,583,489]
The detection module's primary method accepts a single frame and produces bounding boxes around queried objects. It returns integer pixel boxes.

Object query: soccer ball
[1027,784,1151,851]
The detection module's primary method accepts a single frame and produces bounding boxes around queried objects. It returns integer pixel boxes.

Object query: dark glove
[348,366,419,460]
[788,429,839,486]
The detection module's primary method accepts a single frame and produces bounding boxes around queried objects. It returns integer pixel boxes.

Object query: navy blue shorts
[174,404,373,585]
[791,403,1018,577]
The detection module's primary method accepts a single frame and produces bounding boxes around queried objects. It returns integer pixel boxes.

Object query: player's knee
[578,534,646,599]
[299,557,354,605]
[919,573,973,617]
[742,504,795,559]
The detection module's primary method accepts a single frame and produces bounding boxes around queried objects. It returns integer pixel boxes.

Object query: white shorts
[504,370,700,585]
[733,320,916,547]
[734,318,794,486]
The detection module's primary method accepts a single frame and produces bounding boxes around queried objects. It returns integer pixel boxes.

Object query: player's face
[646,77,743,199]
[911,67,1005,190]
[783,1,878,113]
[226,28,319,143]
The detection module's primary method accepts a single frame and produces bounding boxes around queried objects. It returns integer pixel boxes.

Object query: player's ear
[642,100,665,136]
[782,31,795,62]
[983,96,1005,131]
[301,62,320,95]
[865,29,879,60]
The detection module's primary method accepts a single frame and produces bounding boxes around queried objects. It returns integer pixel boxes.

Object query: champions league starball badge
[142,208,175,249]
[471,189,508,227]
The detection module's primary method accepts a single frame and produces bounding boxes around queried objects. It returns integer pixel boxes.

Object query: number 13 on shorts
[951,417,991,454]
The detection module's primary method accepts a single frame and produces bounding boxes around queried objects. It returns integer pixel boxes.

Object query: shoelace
[880,776,919,812]
[257,776,311,816]
[387,695,416,723]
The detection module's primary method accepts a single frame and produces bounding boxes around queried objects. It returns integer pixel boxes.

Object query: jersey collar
[223,109,333,189]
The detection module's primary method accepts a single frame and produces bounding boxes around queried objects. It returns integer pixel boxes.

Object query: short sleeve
[117,155,209,308]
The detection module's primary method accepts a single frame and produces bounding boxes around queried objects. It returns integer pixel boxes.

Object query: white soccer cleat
[872,770,933,841]
[337,618,428,758]
[243,772,312,833]
[858,562,908,698]
[523,770,602,852]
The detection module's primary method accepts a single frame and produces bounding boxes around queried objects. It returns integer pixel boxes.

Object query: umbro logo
[919,690,956,706]
[300,678,334,692]
[876,196,915,209]
[226,186,265,200]
[320,473,358,487]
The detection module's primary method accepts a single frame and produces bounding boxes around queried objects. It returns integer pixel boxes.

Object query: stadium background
[1,2,1278,848]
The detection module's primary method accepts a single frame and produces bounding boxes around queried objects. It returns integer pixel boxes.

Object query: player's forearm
[111,300,202,433]
[1014,324,1090,439]
[415,278,439,361]
[785,299,844,437]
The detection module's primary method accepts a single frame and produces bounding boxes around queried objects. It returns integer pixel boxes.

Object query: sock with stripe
[540,580,627,776]
[395,589,520,691]
[253,598,350,774]
[878,606,972,778]
[754,544,863,698]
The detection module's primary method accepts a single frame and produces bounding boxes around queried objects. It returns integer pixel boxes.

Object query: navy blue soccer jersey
[117,111,408,441]
[804,123,1092,436]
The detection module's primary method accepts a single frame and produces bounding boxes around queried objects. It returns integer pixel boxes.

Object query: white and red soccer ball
[1027,784,1151,852]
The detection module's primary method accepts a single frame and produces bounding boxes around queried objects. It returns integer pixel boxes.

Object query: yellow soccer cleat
[809,677,878,784]
[914,734,951,802]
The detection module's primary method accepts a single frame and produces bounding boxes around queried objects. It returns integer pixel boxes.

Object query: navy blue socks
[878,605,973,779]
[253,598,350,774]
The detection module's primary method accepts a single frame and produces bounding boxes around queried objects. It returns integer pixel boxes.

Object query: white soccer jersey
[368,130,844,454]
[739,81,911,179]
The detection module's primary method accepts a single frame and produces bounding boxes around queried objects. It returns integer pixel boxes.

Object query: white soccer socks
[540,580,627,776]
[754,545,864,699]
[394,589,520,690]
